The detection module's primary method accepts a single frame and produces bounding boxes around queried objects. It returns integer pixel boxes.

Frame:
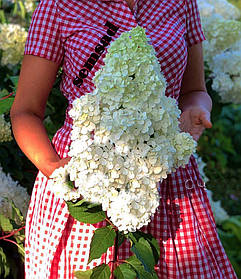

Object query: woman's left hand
[179,105,212,141]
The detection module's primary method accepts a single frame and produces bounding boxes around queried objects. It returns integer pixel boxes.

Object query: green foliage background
[0,0,241,278]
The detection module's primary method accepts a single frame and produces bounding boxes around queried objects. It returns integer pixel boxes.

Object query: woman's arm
[10,55,69,178]
[178,43,212,141]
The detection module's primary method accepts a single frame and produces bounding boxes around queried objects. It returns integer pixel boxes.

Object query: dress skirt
[24,133,238,278]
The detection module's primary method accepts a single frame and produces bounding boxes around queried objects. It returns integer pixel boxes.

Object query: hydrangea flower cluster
[0,114,12,143]
[0,23,27,66]
[197,0,240,20]
[51,26,196,232]
[0,166,30,220]
[210,49,241,104]
[197,0,241,104]
[24,0,35,13]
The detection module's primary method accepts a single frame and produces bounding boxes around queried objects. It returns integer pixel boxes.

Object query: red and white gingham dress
[24,0,238,278]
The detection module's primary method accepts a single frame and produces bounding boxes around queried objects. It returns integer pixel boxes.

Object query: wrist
[178,91,212,113]
[41,159,61,178]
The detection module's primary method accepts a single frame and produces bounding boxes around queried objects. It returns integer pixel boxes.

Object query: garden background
[0,0,241,278]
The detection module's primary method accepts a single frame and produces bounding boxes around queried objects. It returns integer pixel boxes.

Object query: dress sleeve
[24,0,64,64]
[185,0,206,47]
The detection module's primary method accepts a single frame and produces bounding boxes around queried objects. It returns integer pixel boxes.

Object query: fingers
[199,111,212,129]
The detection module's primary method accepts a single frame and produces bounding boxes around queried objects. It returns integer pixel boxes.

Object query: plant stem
[110,231,119,279]
[0,226,25,240]
[0,91,14,101]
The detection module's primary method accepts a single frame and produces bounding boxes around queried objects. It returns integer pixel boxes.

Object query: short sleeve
[185,0,206,47]
[24,0,64,63]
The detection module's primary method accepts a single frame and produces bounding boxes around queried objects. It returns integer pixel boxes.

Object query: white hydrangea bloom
[0,23,27,66]
[197,0,241,20]
[210,48,241,104]
[202,16,241,61]
[197,0,241,104]
[24,0,35,13]
[0,114,12,143]
[0,166,30,220]
[51,26,196,232]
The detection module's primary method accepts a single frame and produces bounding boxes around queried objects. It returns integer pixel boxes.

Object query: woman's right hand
[45,157,71,179]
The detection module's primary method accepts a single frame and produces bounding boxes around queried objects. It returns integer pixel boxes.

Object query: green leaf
[0,247,10,278]
[67,201,106,224]
[114,263,136,279]
[0,98,14,114]
[18,1,26,19]
[91,264,111,279]
[0,213,13,232]
[66,180,75,189]
[71,199,88,207]
[222,217,241,243]
[0,10,6,24]
[88,226,116,264]
[9,76,19,88]
[129,231,160,264]
[9,199,24,223]
[126,256,153,279]
[74,269,93,279]
[130,237,155,273]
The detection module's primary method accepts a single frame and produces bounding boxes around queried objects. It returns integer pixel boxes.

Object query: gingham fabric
[24,0,238,278]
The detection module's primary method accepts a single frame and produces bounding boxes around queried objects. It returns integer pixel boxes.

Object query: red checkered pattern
[24,0,237,278]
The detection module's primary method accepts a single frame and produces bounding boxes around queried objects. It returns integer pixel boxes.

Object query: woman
[10,0,237,278]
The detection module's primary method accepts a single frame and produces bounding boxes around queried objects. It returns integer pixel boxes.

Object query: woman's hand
[46,157,71,179]
[178,44,213,141]
[179,105,212,141]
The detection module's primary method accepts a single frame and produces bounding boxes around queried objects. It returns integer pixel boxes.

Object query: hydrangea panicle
[0,23,27,66]
[51,26,196,232]
[0,166,30,220]
[198,0,241,104]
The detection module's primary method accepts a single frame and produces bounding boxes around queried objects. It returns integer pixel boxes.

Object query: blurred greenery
[229,0,241,10]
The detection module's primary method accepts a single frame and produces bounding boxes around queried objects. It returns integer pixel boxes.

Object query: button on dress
[24,0,238,278]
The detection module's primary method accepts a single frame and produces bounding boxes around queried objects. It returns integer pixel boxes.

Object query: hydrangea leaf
[91,264,111,279]
[222,217,241,243]
[9,199,24,223]
[88,226,116,264]
[74,269,93,279]
[8,76,19,88]
[0,98,14,114]
[0,247,10,278]
[67,201,106,224]
[125,255,154,279]
[129,231,160,264]
[0,213,13,232]
[130,237,155,273]
[114,263,137,279]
